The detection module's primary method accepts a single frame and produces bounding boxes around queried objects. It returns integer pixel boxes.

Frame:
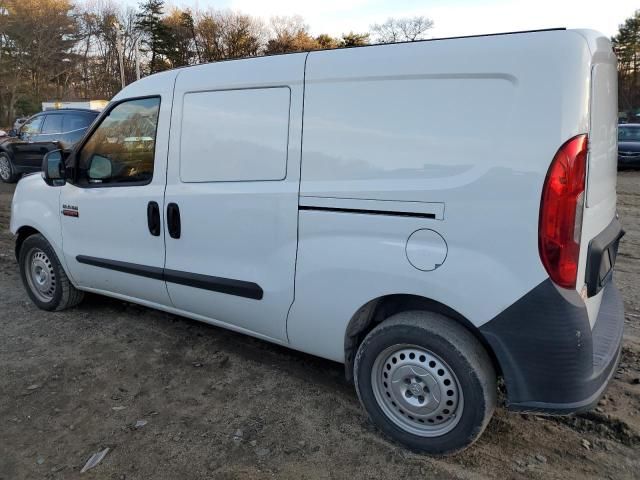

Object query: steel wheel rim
[24,248,56,302]
[371,344,464,437]
[0,155,10,180]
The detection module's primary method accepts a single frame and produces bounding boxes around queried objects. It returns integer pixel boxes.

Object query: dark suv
[618,123,640,169]
[0,108,99,183]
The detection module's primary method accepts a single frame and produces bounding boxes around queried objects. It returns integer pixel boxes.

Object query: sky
[146,0,639,38]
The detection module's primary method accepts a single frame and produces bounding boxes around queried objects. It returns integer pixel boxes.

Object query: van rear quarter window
[179,87,291,183]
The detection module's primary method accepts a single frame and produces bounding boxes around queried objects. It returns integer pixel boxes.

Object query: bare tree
[1,1,437,126]
[195,9,266,62]
[75,1,141,98]
[370,16,434,43]
[0,0,78,123]
[218,11,266,59]
[265,15,321,54]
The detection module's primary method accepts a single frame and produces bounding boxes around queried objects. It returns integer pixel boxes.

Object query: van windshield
[618,125,640,142]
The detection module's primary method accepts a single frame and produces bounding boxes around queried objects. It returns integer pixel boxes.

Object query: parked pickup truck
[9,28,624,455]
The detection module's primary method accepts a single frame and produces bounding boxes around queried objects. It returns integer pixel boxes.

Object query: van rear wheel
[354,311,496,455]
[18,234,84,311]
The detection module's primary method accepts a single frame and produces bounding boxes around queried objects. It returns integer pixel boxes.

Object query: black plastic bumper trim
[480,278,624,414]
[585,217,624,297]
[76,255,263,300]
[507,344,621,415]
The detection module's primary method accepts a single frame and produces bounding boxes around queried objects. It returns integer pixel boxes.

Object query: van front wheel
[354,311,496,455]
[18,234,84,311]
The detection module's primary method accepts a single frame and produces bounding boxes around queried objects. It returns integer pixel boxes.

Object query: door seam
[284,51,310,344]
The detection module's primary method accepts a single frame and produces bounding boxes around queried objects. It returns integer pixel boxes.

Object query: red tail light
[539,135,588,289]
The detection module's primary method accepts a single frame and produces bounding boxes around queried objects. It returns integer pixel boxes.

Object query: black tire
[18,234,84,311]
[0,151,20,183]
[354,311,496,455]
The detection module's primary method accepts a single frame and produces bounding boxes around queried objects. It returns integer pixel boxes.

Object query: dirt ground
[0,173,639,480]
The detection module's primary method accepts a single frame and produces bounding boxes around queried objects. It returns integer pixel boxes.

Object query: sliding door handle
[167,203,181,239]
[147,201,160,236]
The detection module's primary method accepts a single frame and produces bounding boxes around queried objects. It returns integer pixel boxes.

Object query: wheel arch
[0,145,12,156]
[15,225,41,261]
[343,294,501,382]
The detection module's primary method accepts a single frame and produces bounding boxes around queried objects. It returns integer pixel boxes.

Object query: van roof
[116,27,573,101]
[167,27,567,71]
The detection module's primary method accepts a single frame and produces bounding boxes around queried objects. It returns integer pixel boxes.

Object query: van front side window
[77,97,160,185]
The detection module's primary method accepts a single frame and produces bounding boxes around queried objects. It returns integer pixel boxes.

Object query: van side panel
[287,31,594,362]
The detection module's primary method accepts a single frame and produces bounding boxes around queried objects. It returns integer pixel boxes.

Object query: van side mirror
[7,129,17,137]
[42,150,66,186]
[87,154,113,183]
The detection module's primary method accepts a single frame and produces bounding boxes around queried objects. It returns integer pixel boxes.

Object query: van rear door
[586,53,618,208]
[576,31,621,326]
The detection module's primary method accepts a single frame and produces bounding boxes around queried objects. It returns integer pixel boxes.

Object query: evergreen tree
[341,32,369,47]
[135,0,171,73]
[613,10,640,118]
[315,34,340,49]
[163,9,197,68]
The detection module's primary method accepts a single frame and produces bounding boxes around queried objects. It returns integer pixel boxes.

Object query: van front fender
[9,174,70,279]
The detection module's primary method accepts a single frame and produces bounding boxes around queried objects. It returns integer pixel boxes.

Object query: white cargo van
[9,28,625,454]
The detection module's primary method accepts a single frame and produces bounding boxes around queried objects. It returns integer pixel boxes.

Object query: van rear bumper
[480,278,624,414]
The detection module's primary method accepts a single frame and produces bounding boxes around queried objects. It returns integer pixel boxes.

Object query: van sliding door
[162,54,306,342]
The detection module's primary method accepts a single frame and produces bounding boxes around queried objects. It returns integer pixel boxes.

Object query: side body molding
[76,256,263,300]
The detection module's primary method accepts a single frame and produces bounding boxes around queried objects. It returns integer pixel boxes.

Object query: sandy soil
[0,173,639,480]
